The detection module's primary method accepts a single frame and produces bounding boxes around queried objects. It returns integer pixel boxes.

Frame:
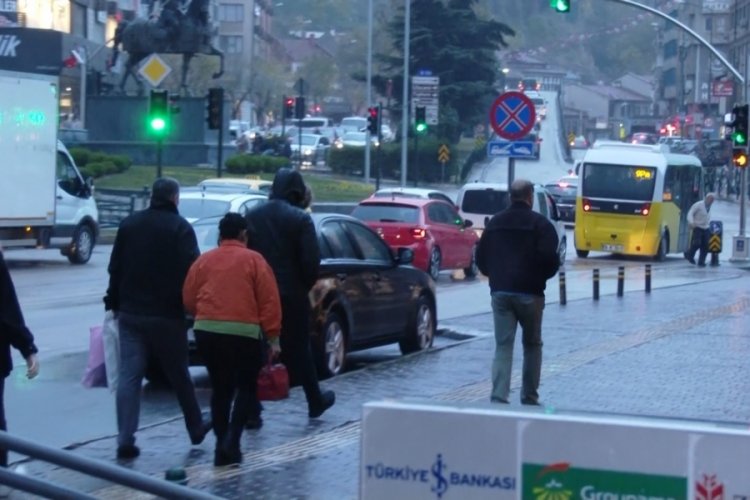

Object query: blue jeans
[116,312,203,447]
[490,292,545,404]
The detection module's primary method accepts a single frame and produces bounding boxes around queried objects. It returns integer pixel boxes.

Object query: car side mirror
[463,219,473,228]
[396,247,414,265]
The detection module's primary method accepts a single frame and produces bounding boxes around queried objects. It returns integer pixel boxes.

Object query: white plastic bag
[102,310,120,393]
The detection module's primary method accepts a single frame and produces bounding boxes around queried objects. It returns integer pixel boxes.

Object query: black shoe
[490,397,510,404]
[245,415,263,430]
[697,262,706,267]
[116,444,140,460]
[190,419,213,445]
[214,448,242,467]
[309,390,336,418]
[684,252,696,264]
[521,398,542,406]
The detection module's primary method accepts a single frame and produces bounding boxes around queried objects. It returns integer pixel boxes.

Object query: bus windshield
[582,163,656,201]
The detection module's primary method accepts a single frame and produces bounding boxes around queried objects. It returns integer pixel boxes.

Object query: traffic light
[367,106,380,135]
[284,96,295,119]
[206,87,223,130]
[415,106,427,133]
[732,104,749,148]
[148,89,169,136]
[550,0,571,12]
[734,148,749,168]
[294,96,305,120]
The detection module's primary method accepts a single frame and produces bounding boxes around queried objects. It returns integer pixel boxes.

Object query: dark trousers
[116,312,203,447]
[0,378,6,467]
[194,331,262,446]
[687,227,709,265]
[279,296,323,408]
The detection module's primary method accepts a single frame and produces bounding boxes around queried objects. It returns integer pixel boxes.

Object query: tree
[298,55,338,106]
[378,0,515,142]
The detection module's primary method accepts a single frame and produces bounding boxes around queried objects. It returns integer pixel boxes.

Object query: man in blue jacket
[476,179,559,406]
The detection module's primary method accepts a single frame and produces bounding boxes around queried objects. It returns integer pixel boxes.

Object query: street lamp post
[400,0,411,187]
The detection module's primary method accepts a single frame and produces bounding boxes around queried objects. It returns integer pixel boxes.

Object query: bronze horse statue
[110,0,224,95]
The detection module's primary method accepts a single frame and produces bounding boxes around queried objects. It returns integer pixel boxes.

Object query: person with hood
[245,168,335,420]
[476,179,559,407]
[183,213,282,466]
[105,177,211,460]
[0,248,39,470]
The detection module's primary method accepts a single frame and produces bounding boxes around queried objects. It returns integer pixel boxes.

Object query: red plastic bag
[257,362,289,401]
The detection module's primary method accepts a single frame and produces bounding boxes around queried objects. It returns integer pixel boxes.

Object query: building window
[664,39,677,59]
[219,3,243,22]
[219,35,243,54]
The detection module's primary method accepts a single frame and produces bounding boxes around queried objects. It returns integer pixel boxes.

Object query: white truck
[0,70,99,264]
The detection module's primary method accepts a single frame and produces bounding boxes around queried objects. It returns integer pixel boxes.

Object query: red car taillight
[582,198,592,212]
[411,227,426,239]
[640,202,651,216]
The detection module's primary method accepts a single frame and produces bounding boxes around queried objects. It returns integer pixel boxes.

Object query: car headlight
[303,148,313,155]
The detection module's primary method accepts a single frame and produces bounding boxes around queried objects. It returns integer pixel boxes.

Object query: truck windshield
[582,163,656,201]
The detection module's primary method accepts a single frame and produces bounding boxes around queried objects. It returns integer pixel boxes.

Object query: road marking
[93,295,750,495]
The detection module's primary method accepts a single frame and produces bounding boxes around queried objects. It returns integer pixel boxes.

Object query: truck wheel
[68,225,94,264]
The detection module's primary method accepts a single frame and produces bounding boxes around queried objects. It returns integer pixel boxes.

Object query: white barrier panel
[360,400,750,500]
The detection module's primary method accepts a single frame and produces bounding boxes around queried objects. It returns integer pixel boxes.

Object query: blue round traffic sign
[489,91,536,140]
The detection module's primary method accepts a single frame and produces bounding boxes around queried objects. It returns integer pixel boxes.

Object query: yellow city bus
[574,141,703,260]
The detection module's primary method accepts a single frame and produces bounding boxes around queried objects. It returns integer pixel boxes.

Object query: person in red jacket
[183,213,282,466]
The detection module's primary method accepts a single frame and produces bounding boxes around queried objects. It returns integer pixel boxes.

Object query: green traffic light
[734,132,747,145]
[416,123,427,133]
[150,116,166,132]
[551,0,570,12]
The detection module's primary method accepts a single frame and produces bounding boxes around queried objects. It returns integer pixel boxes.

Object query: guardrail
[95,187,150,229]
[0,431,222,499]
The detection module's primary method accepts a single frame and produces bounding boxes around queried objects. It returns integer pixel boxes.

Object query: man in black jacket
[476,179,560,406]
[0,249,39,469]
[105,177,210,460]
[245,168,335,419]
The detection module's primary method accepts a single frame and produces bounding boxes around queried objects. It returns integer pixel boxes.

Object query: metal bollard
[559,271,567,306]
[593,269,600,301]
[645,264,651,294]
[617,266,624,297]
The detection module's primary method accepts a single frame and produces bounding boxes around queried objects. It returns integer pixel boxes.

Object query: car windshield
[341,118,366,130]
[461,189,510,214]
[343,132,366,142]
[581,163,656,201]
[300,119,326,128]
[372,191,422,199]
[351,204,420,223]
[545,184,577,197]
[294,135,318,146]
[179,199,231,219]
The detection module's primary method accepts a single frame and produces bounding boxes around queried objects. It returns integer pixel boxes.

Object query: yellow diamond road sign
[138,54,172,87]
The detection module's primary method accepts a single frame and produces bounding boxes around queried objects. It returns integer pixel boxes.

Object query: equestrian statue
[110,0,224,95]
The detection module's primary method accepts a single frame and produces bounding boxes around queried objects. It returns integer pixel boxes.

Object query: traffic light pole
[156,138,163,179]
[508,157,515,187]
[413,132,420,187]
[217,102,224,178]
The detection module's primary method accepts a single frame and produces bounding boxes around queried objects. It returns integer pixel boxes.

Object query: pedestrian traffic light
[734,148,749,168]
[367,106,380,135]
[550,0,571,12]
[284,96,294,119]
[206,87,223,130]
[732,104,749,148]
[294,96,305,120]
[415,106,427,133]
[148,89,169,136]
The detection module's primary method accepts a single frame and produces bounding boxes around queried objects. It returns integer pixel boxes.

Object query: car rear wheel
[576,249,589,258]
[317,311,347,379]
[428,248,441,281]
[464,245,478,278]
[399,296,435,354]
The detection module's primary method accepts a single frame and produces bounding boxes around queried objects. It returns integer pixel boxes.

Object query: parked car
[189,213,437,378]
[290,133,330,165]
[197,177,273,194]
[351,197,479,281]
[369,187,456,207]
[179,190,268,223]
[455,182,567,265]
[544,176,578,224]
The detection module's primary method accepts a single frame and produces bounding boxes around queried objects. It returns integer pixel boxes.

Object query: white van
[456,182,567,263]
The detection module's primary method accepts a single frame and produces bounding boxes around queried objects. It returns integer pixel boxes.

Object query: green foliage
[225,155,290,175]
[329,139,458,183]
[70,148,132,179]
[379,0,514,144]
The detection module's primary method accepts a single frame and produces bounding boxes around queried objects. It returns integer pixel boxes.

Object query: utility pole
[400,0,411,187]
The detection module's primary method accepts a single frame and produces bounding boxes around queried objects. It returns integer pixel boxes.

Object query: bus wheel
[576,249,589,258]
[655,233,668,261]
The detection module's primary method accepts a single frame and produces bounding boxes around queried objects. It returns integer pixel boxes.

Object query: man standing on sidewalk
[245,168,335,419]
[105,177,211,460]
[476,179,560,406]
[684,193,715,267]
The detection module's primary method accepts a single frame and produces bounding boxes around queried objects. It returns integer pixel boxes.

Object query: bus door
[664,165,702,251]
